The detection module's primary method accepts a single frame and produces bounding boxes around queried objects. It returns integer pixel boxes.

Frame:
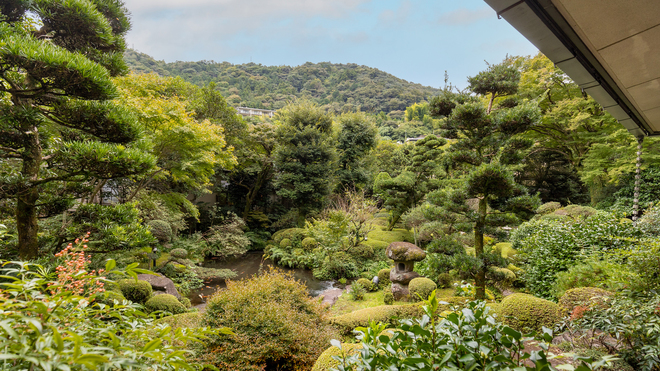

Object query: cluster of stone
[387,242,426,300]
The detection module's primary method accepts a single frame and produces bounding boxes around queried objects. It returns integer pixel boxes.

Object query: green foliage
[553,258,634,298]
[408,277,437,301]
[436,272,453,289]
[638,203,660,236]
[65,202,156,256]
[312,343,362,371]
[356,278,375,292]
[200,269,338,371]
[169,248,188,259]
[273,101,336,216]
[117,279,153,304]
[378,268,392,286]
[335,112,378,191]
[558,287,613,316]
[315,251,360,280]
[349,282,366,301]
[204,212,251,259]
[513,212,644,299]
[144,294,187,315]
[302,237,317,250]
[124,50,440,113]
[499,293,561,333]
[0,258,219,370]
[383,290,394,305]
[329,304,424,335]
[147,220,172,243]
[334,296,604,371]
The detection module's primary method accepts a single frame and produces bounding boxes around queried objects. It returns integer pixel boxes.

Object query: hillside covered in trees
[124,49,440,113]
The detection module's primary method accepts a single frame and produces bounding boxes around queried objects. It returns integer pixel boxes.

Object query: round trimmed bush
[312,343,362,371]
[145,294,187,315]
[437,273,453,289]
[558,287,613,316]
[147,220,172,243]
[409,277,437,301]
[117,279,152,304]
[499,293,561,333]
[383,290,394,305]
[302,237,317,250]
[352,244,374,259]
[280,238,292,248]
[179,297,192,309]
[356,278,374,292]
[378,268,392,286]
[170,248,188,259]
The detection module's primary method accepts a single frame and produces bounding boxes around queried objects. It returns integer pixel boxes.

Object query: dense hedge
[199,269,337,371]
[558,287,613,316]
[409,277,437,301]
[312,343,362,371]
[144,294,187,315]
[499,293,561,333]
[117,279,152,304]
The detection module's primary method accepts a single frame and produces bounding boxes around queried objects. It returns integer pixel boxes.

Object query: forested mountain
[124,49,440,113]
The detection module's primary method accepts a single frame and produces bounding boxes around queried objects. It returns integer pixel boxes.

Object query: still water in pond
[189,251,335,305]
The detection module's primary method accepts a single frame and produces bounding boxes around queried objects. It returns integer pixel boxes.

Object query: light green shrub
[153,312,202,330]
[312,343,362,371]
[383,290,394,305]
[351,243,374,259]
[356,278,374,292]
[169,248,188,259]
[409,277,437,301]
[499,293,561,333]
[437,272,453,289]
[280,238,292,248]
[558,287,613,316]
[117,279,152,304]
[144,294,187,315]
[148,220,172,243]
[302,237,317,250]
[378,268,392,286]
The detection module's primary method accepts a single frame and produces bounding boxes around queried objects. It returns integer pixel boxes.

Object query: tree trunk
[241,165,272,220]
[474,197,487,300]
[487,93,496,114]
[17,123,42,260]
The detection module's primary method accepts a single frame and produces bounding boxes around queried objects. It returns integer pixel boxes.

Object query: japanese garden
[2,1,660,370]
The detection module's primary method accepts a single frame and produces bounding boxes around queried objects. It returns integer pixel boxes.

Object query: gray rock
[137,273,181,300]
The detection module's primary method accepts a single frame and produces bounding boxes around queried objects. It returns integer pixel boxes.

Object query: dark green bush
[144,294,187,315]
[313,251,359,280]
[499,293,561,333]
[437,272,453,289]
[204,213,251,259]
[117,279,152,304]
[199,269,337,371]
[409,277,437,301]
[351,243,374,259]
[147,220,172,244]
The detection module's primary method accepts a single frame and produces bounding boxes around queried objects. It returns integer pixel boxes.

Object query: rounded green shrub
[356,278,374,292]
[280,238,292,248]
[383,290,394,305]
[437,273,453,289]
[169,248,188,259]
[179,297,192,309]
[330,304,423,335]
[558,287,613,316]
[302,237,317,250]
[352,244,374,259]
[312,343,362,371]
[409,277,437,301]
[154,312,202,330]
[144,294,187,315]
[378,268,392,286]
[147,220,172,243]
[117,279,152,304]
[200,269,337,371]
[499,293,561,333]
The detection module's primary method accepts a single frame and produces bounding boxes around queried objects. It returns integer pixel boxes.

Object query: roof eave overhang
[483,0,656,137]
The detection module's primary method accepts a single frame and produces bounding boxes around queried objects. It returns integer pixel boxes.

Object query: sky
[122,0,540,89]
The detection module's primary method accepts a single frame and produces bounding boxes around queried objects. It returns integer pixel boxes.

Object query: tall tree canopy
[0,0,154,259]
[429,60,540,299]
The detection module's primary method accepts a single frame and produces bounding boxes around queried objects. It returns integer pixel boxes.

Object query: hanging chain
[632,136,644,222]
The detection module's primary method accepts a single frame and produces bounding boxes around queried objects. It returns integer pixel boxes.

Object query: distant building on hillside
[236,107,276,118]
[405,135,427,142]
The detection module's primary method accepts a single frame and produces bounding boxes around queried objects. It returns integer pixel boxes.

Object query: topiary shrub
[351,244,374,259]
[378,268,392,286]
[117,279,152,304]
[148,220,172,244]
[437,273,453,289]
[169,248,188,259]
[144,294,187,315]
[356,278,375,292]
[199,269,337,371]
[558,287,613,316]
[383,290,394,305]
[312,343,362,371]
[280,238,292,248]
[499,293,561,333]
[301,237,317,250]
[179,297,192,309]
[536,202,562,215]
[409,277,437,302]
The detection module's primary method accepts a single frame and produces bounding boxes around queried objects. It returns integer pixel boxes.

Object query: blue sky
[122,0,539,89]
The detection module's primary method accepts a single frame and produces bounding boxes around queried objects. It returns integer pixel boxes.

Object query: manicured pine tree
[0,0,154,259]
[428,61,541,299]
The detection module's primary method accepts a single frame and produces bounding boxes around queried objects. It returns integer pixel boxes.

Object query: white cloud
[437,6,493,25]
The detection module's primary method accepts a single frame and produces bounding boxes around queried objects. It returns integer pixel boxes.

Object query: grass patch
[331,287,456,316]
[367,228,414,244]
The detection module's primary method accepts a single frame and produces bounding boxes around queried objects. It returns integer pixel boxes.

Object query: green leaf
[74,354,109,367]
[142,338,162,353]
[105,259,116,272]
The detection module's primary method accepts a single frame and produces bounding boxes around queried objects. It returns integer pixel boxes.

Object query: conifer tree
[0,0,154,259]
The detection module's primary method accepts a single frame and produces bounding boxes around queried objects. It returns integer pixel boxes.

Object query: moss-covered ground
[330,287,455,316]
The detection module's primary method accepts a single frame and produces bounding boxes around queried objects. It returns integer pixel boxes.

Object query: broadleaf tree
[0,0,155,259]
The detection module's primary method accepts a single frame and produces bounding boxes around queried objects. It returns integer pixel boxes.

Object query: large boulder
[137,273,181,300]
